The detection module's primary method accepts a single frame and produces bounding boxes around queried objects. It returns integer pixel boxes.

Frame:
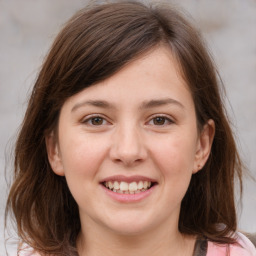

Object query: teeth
[104,180,153,194]
[113,181,120,190]
[108,181,114,189]
[120,181,128,191]
[138,181,143,190]
[129,182,137,192]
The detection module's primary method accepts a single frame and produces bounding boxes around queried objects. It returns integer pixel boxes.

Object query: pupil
[154,117,165,125]
[92,117,103,125]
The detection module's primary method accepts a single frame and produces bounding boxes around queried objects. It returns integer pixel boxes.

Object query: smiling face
[46,46,214,237]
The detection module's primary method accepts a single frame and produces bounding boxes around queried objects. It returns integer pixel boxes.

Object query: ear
[45,132,65,176]
[193,119,215,174]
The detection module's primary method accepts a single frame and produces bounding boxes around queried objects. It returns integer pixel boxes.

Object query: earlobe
[45,132,65,176]
[193,119,215,173]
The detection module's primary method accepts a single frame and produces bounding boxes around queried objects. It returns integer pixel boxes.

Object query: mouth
[101,180,157,194]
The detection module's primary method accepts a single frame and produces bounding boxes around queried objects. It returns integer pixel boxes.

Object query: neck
[77,219,196,256]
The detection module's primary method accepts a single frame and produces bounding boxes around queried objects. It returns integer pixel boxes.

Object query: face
[46,46,214,237]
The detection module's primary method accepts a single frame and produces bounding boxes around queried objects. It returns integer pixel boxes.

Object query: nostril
[109,132,147,165]
[112,155,144,166]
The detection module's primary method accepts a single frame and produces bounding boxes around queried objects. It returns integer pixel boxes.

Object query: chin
[109,226,150,237]
[103,216,157,236]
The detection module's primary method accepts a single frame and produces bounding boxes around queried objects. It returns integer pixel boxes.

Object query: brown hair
[6,1,243,255]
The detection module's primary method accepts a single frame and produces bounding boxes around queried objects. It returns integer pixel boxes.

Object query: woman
[6,1,256,255]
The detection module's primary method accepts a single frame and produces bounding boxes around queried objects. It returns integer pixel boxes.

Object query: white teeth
[143,181,148,189]
[113,181,120,190]
[138,181,143,190]
[108,181,114,189]
[120,181,129,191]
[129,182,137,192]
[104,180,154,193]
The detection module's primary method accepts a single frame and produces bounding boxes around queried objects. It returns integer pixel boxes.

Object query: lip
[101,183,157,203]
[100,175,158,203]
[100,175,157,183]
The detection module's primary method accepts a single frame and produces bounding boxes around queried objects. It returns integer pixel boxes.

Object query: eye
[148,116,174,126]
[82,116,108,126]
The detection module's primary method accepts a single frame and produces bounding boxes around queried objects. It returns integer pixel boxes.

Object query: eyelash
[81,114,174,127]
[81,115,109,126]
[147,115,174,126]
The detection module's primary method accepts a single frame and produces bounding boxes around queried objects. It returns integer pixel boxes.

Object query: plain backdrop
[1,0,256,254]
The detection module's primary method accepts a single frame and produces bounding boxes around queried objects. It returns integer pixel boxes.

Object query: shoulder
[207,232,256,256]
[18,244,41,256]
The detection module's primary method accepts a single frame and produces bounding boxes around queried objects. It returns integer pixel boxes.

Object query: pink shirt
[207,232,256,256]
[18,232,256,256]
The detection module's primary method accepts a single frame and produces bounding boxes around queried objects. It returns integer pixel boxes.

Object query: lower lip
[101,184,156,203]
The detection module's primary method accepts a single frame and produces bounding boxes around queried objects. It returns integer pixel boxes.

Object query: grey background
[1,0,256,255]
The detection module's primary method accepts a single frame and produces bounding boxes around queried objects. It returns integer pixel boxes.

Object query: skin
[46,46,215,256]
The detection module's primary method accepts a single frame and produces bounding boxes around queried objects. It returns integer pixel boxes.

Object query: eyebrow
[71,100,115,112]
[140,98,184,109]
[71,98,184,112]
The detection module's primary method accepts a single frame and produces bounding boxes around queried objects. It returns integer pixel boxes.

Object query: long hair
[6,1,243,255]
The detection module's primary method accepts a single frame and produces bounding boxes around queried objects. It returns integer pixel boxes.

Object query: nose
[109,123,147,166]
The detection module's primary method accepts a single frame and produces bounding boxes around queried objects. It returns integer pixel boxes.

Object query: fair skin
[46,46,215,256]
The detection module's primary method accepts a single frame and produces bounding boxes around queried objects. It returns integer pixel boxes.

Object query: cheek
[59,132,109,177]
[149,133,197,178]
[58,134,110,206]
[148,135,197,214]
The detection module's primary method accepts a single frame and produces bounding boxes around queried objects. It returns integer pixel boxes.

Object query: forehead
[62,46,193,110]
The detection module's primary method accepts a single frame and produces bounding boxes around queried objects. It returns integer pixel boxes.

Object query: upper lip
[100,175,157,183]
